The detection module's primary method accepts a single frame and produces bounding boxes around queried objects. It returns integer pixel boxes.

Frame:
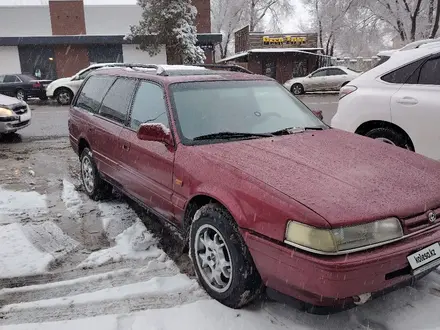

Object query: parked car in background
[0,93,31,135]
[0,74,51,101]
[69,64,440,312]
[283,66,361,95]
[46,63,122,105]
[332,43,440,161]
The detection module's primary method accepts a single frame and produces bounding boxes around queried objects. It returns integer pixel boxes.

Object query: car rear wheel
[291,83,304,95]
[80,148,112,200]
[365,127,413,150]
[56,88,73,105]
[15,89,27,101]
[189,203,263,309]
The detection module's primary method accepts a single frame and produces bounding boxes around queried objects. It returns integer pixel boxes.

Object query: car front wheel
[56,88,73,105]
[80,148,112,200]
[365,127,413,150]
[291,83,304,95]
[189,204,263,309]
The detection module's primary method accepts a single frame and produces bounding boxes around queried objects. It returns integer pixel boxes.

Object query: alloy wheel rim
[293,86,301,94]
[194,224,233,293]
[82,156,94,193]
[16,91,24,100]
[59,92,71,104]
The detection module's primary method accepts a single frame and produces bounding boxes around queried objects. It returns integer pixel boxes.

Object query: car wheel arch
[182,192,246,238]
[355,120,415,151]
[55,86,73,97]
[78,137,91,157]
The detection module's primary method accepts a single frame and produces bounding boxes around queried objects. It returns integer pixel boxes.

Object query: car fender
[186,183,247,227]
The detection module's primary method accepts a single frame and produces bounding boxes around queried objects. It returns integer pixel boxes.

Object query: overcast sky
[2,0,308,32]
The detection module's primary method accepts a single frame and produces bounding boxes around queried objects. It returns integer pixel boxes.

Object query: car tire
[291,83,304,95]
[55,88,73,105]
[189,203,263,309]
[15,89,27,101]
[364,127,413,150]
[80,147,112,201]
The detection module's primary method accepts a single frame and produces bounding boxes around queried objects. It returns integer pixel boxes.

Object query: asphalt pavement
[9,94,339,141]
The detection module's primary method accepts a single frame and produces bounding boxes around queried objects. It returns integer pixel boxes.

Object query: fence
[331,56,381,72]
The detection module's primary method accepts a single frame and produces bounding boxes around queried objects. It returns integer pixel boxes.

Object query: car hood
[0,93,24,107]
[49,77,73,86]
[196,129,440,227]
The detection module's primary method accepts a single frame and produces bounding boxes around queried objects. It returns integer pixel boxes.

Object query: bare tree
[211,0,246,58]
[245,0,294,31]
[430,0,440,37]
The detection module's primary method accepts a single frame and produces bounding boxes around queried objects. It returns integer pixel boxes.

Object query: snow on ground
[78,219,162,269]
[3,168,440,329]
[0,223,54,278]
[0,186,47,224]
[61,179,82,214]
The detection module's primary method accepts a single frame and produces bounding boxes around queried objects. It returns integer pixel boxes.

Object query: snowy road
[1,125,440,329]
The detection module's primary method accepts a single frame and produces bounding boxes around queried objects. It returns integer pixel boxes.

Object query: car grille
[401,206,440,234]
[11,120,29,128]
[11,105,27,115]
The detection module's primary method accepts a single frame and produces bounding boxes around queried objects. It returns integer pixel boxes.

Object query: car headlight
[0,107,19,121]
[285,218,403,254]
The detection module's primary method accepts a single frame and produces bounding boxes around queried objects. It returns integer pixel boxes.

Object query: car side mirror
[137,123,173,145]
[311,110,323,120]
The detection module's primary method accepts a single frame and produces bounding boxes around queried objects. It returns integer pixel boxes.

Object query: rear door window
[417,57,440,85]
[381,58,426,84]
[311,69,328,77]
[99,78,137,124]
[327,68,346,76]
[75,75,116,113]
[4,75,19,83]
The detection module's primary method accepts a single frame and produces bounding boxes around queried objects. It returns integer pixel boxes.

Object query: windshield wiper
[193,131,273,141]
[270,126,325,136]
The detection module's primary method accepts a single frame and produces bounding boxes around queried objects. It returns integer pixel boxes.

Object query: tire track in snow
[0,274,207,326]
[0,260,179,305]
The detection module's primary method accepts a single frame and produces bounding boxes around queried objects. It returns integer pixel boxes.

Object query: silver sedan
[0,93,32,135]
[284,66,361,95]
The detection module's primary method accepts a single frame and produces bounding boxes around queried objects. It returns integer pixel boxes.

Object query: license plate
[407,243,440,270]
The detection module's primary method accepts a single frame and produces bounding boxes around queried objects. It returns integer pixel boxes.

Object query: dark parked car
[0,74,52,101]
[69,64,440,312]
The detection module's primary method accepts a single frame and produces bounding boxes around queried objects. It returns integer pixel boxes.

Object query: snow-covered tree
[129,0,205,64]
[211,0,246,58]
[211,0,295,58]
[365,0,440,43]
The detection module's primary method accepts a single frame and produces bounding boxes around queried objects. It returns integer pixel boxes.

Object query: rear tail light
[32,82,41,88]
[339,85,357,99]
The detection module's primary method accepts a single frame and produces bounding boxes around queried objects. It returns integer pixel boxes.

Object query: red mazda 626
[68,64,440,312]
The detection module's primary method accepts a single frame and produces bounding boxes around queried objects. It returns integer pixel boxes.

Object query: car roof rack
[98,63,218,76]
[193,64,254,74]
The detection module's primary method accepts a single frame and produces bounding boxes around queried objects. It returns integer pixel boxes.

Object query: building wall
[122,45,167,64]
[0,47,22,74]
[54,45,89,77]
[0,6,52,36]
[49,0,86,35]
[84,5,142,35]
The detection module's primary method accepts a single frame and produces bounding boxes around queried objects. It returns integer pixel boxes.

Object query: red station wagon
[68,64,440,312]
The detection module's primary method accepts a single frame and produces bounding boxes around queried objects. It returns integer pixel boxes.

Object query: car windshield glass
[170,80,325,141]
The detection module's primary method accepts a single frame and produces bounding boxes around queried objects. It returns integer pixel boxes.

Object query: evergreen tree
[129,0,206,64]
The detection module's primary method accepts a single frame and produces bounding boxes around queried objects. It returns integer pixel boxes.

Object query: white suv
[331,43,440,161]
[46,63,121,105]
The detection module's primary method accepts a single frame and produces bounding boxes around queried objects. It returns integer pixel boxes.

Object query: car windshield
[170,80,324,141]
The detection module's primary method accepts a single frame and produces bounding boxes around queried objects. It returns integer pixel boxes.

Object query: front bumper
[0,111,32,133]
[244,224,440,307]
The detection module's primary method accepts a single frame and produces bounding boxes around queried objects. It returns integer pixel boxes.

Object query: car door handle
[397,97,418,105]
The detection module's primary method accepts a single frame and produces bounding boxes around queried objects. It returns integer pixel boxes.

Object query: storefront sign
[262,36,307,46]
